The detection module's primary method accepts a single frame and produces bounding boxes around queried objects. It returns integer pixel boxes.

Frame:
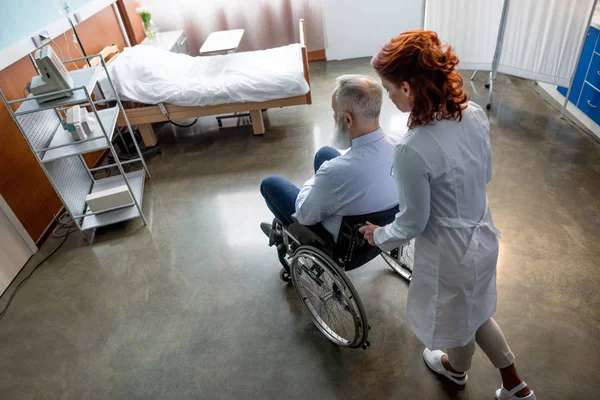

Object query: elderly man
[260,74,398,241]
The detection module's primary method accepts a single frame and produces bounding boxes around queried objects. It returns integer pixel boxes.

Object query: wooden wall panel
[120,0,146,45]
[0,5,127,243]
[0,57,62,242]
[75,6,126,52]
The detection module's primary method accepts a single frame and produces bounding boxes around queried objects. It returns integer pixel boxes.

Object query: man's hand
[359,221,380,247]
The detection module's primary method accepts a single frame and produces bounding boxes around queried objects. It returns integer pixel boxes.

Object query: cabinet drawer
[578,83,600,124]
[558,27,599,103]
[587,52,600,89]
[592,26,600,54]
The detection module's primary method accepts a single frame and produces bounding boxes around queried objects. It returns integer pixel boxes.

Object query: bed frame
[112,19,312,146]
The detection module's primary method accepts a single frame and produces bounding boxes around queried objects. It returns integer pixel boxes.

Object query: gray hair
[334,74,383,123]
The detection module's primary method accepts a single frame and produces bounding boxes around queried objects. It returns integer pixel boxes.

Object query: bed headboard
[88,44,120,68]
[298,19,311,104]
[299,19,306,48]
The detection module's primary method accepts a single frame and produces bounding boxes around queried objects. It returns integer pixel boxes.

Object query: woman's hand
[359,222,380,246]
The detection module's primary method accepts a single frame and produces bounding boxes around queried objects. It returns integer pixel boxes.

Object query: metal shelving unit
[0,54,151,237]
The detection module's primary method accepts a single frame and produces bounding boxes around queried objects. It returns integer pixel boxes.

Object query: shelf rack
[0,54,151,237]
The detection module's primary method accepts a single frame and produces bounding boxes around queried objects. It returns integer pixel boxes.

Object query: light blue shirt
[294,129,399,241]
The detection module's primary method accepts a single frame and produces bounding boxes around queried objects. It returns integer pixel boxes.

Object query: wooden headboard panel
[88,44,120,67]
[299,19,311,104]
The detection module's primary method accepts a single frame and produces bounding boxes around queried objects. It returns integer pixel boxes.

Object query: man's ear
[344,112,353,128]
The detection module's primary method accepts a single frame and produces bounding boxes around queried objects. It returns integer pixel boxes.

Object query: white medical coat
[374,102,500,350]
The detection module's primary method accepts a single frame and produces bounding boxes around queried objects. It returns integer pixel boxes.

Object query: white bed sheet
[99,44,310,106]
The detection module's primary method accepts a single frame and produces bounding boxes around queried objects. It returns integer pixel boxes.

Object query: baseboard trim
[538,82,600,142]
[308,49,326,61]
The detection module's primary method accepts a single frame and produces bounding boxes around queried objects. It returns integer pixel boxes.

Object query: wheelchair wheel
[290,246,368,348]
[381,239,414,282]
[279,268,292,283]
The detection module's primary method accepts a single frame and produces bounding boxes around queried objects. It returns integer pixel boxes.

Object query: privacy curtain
[424,0,504,71]
[497,0,596,87]
[140,0,324,55]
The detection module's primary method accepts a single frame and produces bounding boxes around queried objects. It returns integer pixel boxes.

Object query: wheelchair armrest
[287,222,333,248]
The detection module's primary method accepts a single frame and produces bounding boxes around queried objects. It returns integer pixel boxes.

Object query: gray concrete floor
[1,59,600,400]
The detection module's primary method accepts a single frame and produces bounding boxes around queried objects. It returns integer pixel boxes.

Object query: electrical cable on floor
[168,118,198,128]
[0,212,77,321]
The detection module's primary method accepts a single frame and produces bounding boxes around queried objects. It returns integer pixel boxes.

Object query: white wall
[322,0,424,60]
[0,195,35,295]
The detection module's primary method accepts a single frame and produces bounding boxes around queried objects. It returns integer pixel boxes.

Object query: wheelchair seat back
[335,205,399,271]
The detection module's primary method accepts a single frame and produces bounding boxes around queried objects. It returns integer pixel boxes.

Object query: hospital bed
[98,20,312,145]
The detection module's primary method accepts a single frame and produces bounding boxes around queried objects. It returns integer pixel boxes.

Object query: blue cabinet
[585,53,600,89]
[578,83,600,125]
[557,26,599,103]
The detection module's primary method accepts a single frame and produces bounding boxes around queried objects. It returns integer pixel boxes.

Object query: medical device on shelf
[29,45,74,103]
[66,105,96,141]
[85,185,134,213]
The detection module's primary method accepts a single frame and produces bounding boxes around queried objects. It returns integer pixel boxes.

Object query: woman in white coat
[360,31,535,400]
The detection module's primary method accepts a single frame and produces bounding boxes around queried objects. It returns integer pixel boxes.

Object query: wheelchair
[267,206,414,349]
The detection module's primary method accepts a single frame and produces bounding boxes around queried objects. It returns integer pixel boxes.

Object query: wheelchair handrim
[380,252,412,282]
[381,241,415,282]
[291,246,368,348]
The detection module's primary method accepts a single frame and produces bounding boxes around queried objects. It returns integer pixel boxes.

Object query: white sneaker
[422,348,468,385]
[495,381,536,400]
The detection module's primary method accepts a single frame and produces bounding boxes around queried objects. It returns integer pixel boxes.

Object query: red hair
[371,30,469,129]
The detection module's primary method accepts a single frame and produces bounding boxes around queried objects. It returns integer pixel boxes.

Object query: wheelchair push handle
[353,223,368,246]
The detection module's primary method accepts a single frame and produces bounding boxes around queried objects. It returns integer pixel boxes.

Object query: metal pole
[64,24,106,100]
[112,2,132,47]
[470,71,478,81]
[88,158,141,172]
[83,86,147,226]
[68,16,91,67]
[61,54,103,64]
[487,73,494,110]
[487,0,511,110]
[421,0,427,28]
[80,155,95,182]
[115,124,133,162]
[73,202,138,218]
[561,0,599,118]
[100,57,152,179]
[491,0,510,81]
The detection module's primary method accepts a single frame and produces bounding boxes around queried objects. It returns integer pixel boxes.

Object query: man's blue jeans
[260,146,341,226]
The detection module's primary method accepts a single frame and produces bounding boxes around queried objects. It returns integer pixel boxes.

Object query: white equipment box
[86,185,134,213]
